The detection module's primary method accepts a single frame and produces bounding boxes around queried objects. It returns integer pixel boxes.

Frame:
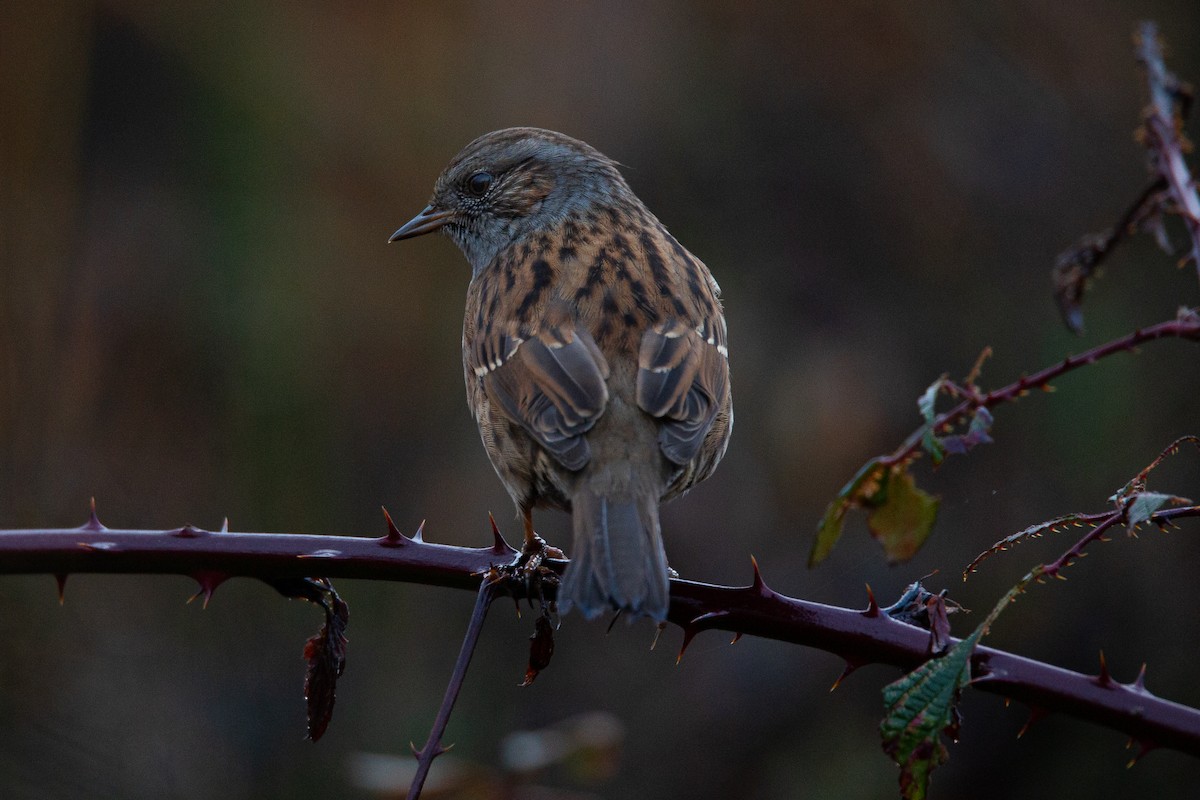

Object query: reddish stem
[1139,21,1200,273]
[408,578,497,800]
[0,515,1197,757]
[880,314,1199,468]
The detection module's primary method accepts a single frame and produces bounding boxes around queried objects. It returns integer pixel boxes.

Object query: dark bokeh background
[3,2,1199,798]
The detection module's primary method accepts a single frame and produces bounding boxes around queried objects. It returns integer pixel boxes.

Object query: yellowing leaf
[868,468,940,564]
[811,459,887,566]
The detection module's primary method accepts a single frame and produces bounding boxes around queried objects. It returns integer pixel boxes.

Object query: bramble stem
[879,313,1199,468]
[408,578,498,800]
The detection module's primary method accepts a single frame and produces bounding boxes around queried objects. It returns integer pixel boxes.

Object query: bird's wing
[470,322,610,472]
[636,316,729,466]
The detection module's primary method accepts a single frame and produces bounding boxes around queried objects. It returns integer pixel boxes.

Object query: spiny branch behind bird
[812,309,1200,569]
[815,20,1200,573]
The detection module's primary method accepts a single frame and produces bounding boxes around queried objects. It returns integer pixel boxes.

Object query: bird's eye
[466,171,493,197]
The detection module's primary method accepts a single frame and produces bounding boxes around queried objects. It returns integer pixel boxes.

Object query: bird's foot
[481,530,564,617]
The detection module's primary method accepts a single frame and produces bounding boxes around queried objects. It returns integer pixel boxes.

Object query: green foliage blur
[2,3,1199,798]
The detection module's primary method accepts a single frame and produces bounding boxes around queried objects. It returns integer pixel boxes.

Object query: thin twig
[1138,21,1200,274]
[407,577,498,800]
[879,312,1199,469]
[1052,178,1167,332]
[963,504,1200,578]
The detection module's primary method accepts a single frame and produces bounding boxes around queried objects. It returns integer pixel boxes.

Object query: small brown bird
[391,128,731,621]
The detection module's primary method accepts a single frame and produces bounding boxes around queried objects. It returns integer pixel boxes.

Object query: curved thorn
[829,659,864,692]
[676,625,699,665]
[1126,738,1157,768]
[864,584,880,617]
[380,506,406,545]
[730,632,743,645]
[413,519,426,543]
[749,555,773,598]
[488,512,517,555]
[690,611,731,627]
[676,611,730,664]
[1017,706,1049,738]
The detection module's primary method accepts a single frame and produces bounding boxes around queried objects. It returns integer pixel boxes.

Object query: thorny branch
[1052,178,1166,332]
[0,506,1198,758]
[878,310,1199,471]
[1139,21,1200,275]
[1053,21,1200,332]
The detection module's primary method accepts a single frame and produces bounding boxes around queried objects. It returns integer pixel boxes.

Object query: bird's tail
[561,489,669,621]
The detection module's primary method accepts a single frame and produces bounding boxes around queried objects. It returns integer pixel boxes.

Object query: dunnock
[391,128,731,621]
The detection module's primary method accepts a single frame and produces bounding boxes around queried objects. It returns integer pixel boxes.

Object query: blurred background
[3,2,1199,798]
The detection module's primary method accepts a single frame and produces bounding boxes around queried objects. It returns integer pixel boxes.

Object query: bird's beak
[389,205,453,242]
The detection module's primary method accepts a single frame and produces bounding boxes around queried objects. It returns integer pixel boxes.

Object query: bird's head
[390,128,632,275]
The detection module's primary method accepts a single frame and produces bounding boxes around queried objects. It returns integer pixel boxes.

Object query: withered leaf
[521,612,555,687]
[304,592,349,741]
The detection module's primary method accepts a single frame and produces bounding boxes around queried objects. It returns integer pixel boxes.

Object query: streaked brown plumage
[391,128,731,621]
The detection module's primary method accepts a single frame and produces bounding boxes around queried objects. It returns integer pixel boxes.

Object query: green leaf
[881,624,983,800]
[880,552,1037,799]
[810,459,887,566]
[918,379,947,465]
[1126,490,1191,530]
[868,468,940,564]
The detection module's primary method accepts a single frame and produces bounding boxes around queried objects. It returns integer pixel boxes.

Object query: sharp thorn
[54,574,68,605]
[829,659,863,692]
[606,609,624,634]
[380,506,405,545]
[1095,650,1114,688]
[1133,662,1149,692]
[413,519,426,543]
[730,632,743,645]
[187,571,228,609]
[749,555,772,597]
[675,611,729,663]
[676,626,699,665]
[81,497,105,532]
[220,517,229,533]
[1017,706,1049,738]
[488,512,517,555]
[650,622,666,651]
[864,584,880,617]
[1126,738,1157,768]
